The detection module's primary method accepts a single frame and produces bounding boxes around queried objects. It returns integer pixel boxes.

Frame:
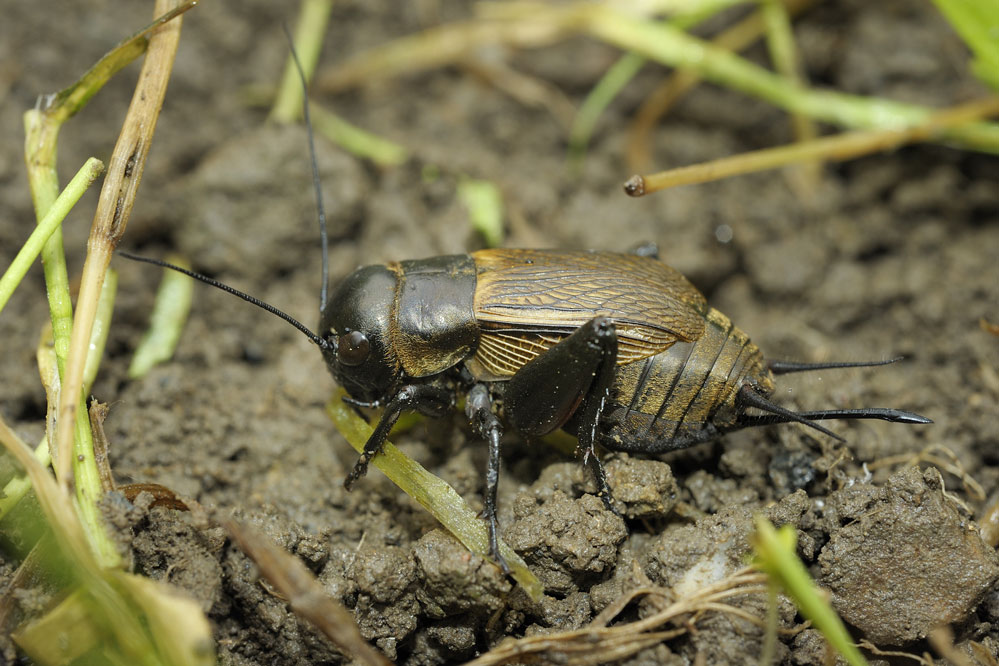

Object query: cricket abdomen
[597,308,774,453]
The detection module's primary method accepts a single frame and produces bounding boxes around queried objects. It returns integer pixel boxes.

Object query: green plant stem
[582,5,999,153]
[309,102,408,166]
[0,272,116,524]
[0,413,210,666]
[50,0,186,574]
[72,270,120,566]
[19,4,153,535]
[752,517,868,666]
[0,438,50,520]
[18,2,194,570]
[71,399,117,564]
[20,0,192,370]
[761,0,816,147]
[23,111,75,381]
[0,417,145,663]
[84,269,117,391]
[23,119,121,570]
[128,257,193,378]
[567,0,744,169]
[0,158,104,315]
[568,52,646,169]
[271,0,334,123]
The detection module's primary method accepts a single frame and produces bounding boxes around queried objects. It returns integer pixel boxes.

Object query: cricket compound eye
[337,330,370,367]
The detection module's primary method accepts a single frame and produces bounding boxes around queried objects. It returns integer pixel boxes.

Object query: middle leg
[466,383,509,573]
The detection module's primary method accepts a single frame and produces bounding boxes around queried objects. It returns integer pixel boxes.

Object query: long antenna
[118,251,331,351]
[282,23,330,314]
[118,29,337,354]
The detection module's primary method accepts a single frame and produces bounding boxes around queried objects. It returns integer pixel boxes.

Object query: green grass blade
[271,0,334,123]
[43,1,197,123]
[457,178,505,247]
[0,158,104,316]
[83,268,118,393]
[567,0,746,169]
[128,256,194,379]
[583,6,999,153]
[326,390,543,601]
[931,0,999,90]
[568,52,646,170]
[751,516,868,666]
[309,103,408,166]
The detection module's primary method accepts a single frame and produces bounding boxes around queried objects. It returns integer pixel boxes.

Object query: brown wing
[468,249,708,378]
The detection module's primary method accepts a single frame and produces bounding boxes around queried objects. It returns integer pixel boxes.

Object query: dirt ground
[2,1,999,664]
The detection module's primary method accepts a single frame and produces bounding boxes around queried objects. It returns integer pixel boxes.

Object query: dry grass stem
[979,492,999,548]
[316,16,573,93]
[462,58,576,129]
[624,96,999,196]
[928,626,975,666]
[224,519,391,666]
[54,0,186,493]
[857,639,934,665]
[866,443,986,501]
[626,0,815,170]
[465,569,770,665]
[761,0,819,187]
[87,399,115,493]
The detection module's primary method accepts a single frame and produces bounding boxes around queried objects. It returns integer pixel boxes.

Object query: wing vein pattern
[470,249,708,378]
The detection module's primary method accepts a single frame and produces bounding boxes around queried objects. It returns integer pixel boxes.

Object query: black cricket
[120,45,930,574]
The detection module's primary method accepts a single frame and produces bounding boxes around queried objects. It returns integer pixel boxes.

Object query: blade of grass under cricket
[326,389,542,601]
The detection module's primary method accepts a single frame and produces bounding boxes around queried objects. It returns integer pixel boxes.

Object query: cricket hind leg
[504,317,621,514]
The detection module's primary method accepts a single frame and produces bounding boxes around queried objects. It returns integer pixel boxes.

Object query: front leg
[504,317,620,513]
[465,383,509,573]
[343,383,452,489]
